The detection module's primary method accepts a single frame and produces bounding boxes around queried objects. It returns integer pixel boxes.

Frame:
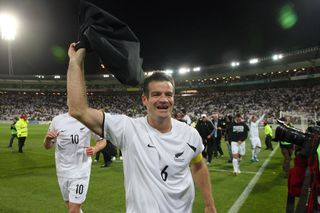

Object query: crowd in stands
[177,66,320,87]
[0,84,319,122]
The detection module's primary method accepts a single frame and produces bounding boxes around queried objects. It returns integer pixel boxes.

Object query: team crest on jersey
[174,151,185,162]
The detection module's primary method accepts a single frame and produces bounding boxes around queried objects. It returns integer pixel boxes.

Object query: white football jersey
[49,113,96,178]
[103,113,204,213]
[249,114,265,139]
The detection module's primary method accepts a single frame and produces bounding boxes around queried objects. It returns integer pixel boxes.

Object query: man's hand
[207,135,212,139]
[44,131,58,149]
[68,43,86,66]
[46,131,59,141]
[86,146,96,156]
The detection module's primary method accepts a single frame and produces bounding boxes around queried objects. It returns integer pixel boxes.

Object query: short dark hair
[142,72,175,96]
[235,113,242,118]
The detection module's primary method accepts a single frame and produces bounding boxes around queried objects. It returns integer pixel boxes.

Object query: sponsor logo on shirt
[174,151,185,162]
[147,144,156,148]
[187,143,196,152]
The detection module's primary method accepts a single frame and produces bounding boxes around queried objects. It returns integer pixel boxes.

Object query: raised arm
[67,43,104,136]
[257,114,265,124]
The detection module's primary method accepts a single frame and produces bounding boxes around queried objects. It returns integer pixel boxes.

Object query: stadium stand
[0,47,319,122]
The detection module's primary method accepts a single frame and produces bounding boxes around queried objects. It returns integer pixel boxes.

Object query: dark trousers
[226,141,233,161]
[201,138,207,159]
[265,135,273,150]
[281,147,293,177]
[207,138,214,163]
[95,146,111,165]
[18,137,26,153]
[8,134,17,147]
[213,137,224,157]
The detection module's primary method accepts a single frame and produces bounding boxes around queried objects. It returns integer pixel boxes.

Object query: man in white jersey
[249,114,265,162]
[43,113,106,213]
[66,43,217,213]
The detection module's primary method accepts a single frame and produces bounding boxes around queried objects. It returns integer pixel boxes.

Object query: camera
[273,119,320,157]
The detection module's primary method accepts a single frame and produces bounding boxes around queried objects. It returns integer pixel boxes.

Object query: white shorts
[58,176,90,204]
[250,137,261,149]
[231,141,246,156]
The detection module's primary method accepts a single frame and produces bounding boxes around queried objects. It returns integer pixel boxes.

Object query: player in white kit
[66,43,217,213]
[44,113,106,213]
[249,114,265,162]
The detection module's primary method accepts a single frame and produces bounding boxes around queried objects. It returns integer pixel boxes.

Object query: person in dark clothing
[195,114,214,164]
[7,117,18,148]
[224,115,233,163]
[174,111,187,124]
[227,113,249,175]
[210,113,224,159]
[95,140,115,167]
[278,117,294,178]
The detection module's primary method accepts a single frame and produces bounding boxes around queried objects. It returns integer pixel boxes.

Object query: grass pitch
[0,124,289,212]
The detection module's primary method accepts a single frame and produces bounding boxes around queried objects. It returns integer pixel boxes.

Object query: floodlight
[272,54,283,61]
[178,67,190,74]
[193,67,201,72]
[231,61,240,67]
[0,13,17,40]
[54,75,61,79]
[163,69,173,75]
[249,58,259,64]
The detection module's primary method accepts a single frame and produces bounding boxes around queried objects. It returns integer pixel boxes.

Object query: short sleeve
[103,113,129,147]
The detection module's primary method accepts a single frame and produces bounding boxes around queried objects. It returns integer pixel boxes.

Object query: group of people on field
[40,43,217,213]
[7,42,298,213]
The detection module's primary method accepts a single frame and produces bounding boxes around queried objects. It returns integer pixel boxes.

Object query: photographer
[274,119,320,213]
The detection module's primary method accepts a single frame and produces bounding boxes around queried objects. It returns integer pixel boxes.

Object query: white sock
[80,209,83,213]
[251,149,255,159]
[233,158,238,172]
[255,147,261,158]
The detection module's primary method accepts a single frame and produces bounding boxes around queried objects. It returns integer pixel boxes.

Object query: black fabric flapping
[76,0,144,86]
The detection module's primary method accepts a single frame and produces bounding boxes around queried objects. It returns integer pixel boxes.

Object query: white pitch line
[209,168,257,175]
[228,144,279,213]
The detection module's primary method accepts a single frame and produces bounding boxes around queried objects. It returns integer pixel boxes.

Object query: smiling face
[142,80,174,123]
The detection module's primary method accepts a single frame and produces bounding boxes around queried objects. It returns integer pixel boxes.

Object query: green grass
[0,124,289,212]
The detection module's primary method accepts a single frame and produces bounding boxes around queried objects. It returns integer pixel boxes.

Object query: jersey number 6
[161,165,169,181]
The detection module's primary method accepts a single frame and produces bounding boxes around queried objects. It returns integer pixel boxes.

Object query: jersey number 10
[71,134,79,144]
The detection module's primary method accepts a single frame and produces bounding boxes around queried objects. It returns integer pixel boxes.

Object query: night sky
[0,0,319,75]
